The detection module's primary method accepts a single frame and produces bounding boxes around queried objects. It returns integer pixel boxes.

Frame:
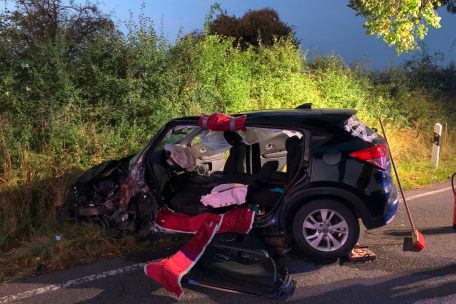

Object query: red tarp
[199,113,247,131]
[144,207,255,300]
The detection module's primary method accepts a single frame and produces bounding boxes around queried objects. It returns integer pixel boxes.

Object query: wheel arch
[280,187,374,231]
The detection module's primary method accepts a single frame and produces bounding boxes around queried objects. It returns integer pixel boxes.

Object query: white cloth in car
[200,183,248,208]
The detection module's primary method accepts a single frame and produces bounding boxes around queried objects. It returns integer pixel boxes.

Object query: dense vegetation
[0,1,455,279]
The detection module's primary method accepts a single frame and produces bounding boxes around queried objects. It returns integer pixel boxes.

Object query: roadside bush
[249,37,318,110]
[0,2,455,253]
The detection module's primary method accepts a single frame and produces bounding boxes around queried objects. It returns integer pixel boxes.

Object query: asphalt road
[1,180,455,304]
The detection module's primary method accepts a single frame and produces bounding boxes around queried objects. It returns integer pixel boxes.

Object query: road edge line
[0,263,145,304]
[405,186,452,201]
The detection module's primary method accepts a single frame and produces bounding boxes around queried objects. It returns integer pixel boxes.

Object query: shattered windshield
[156,126,200,150]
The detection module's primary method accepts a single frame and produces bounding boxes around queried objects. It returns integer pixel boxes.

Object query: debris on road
[347,245,376,262]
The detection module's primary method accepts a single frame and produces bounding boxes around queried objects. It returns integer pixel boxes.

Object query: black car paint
[134,109,398,236]
[68,109,398,240]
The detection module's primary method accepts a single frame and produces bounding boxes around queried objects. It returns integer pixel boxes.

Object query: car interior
[145,126,305,217]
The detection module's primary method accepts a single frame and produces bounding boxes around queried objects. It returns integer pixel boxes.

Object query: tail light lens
[349,144,388,170]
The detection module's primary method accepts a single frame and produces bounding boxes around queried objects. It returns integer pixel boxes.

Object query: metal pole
[378,119,417,231]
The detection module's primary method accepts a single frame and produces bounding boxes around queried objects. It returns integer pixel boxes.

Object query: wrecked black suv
[64,107,398,259]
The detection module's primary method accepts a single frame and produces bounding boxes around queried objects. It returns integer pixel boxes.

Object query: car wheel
[292,199,360,259]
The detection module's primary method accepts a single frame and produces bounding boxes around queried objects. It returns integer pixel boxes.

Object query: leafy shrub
[0,2,455,249]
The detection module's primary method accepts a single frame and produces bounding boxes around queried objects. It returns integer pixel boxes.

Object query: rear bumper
[367,186,399,229]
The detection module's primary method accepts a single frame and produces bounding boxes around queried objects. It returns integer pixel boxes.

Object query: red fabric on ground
[145,216,221,300]
[145,207,254,300]
[199,113,247,131]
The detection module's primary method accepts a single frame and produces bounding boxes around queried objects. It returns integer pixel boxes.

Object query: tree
[0,0,115,59]
[0,0,118,108]
[441,0,456,13]
[348,0,455,54]
[206,6,296,49]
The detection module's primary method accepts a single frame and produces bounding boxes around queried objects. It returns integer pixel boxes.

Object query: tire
[292,199,360,259]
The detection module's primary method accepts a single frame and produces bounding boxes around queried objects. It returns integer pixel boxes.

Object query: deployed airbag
[200,131,232,156]
[164,144,196,171]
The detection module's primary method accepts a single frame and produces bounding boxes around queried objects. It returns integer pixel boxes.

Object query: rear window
[343,116,378,143]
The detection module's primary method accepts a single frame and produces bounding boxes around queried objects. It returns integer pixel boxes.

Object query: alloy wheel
[301,208,349,252]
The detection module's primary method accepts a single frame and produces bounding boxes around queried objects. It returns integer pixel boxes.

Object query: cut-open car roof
[173,109,357,128]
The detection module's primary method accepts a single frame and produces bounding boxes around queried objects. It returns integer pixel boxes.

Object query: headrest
[223,131,243,146]
[285,136,301,151]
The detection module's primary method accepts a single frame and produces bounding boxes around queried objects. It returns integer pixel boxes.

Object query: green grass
[0,222,140,282]
[397,159,456,190]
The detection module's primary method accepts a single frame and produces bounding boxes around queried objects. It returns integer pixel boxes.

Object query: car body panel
[66,108,398,243]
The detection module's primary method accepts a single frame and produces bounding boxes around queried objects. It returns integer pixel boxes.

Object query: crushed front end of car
[57,113,297,300]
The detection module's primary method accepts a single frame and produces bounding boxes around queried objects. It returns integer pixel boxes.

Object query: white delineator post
[431,123,442,167]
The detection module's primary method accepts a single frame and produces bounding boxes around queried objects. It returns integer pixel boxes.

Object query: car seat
[223,131,247,174]
[175,131,249,189]
[168,161,279,216]
[246,136,303,209]
[285,136,302,182]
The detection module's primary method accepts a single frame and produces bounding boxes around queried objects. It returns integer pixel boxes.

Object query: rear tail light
[349,143,388,170]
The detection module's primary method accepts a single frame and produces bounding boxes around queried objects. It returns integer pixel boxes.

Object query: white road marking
[405,186,452,201]
[0,263,145,304]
